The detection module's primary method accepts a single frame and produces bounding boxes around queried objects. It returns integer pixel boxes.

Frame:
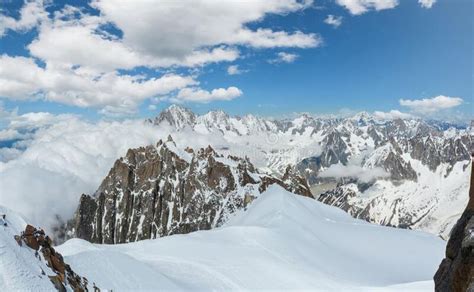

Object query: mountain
[70,136,311,244]
[145,105,472,238]
[434,156,474,291]
[56,185,445,290]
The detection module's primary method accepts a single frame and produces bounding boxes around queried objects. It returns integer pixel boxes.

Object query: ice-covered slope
[0,206,55,291]
[58,185,445,291]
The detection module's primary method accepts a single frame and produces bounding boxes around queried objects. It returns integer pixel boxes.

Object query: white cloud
[23,0,319,72]
[0,129,24,141]
[336,0,399,15]
[0,55,197,113]
[0,0,318,113]
[92,0,320,59]
[28,12,241,71]
[319,163,389,182]
[0,0,48,36]
[269,52,299,64]
[418,0,436,9]
[399,95,463,114]
[324,15,343,28]
[227,65,243,75]
[176,86,243,103]
[373,110,413,120]
[0,147,22,162]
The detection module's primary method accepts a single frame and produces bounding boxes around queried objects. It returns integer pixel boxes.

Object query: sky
[0,0,472,121]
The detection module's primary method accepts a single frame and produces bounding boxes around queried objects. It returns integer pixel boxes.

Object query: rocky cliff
[70,136,312,244]
[434,155,474,291]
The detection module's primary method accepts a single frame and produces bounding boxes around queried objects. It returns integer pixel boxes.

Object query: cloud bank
[399,95,463,114]
[319,163,389,183]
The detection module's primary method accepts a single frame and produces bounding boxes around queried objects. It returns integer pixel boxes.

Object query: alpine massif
[142,105,472,238]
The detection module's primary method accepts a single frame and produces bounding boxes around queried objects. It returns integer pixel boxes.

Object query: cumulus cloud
[92,0,319,59]
[176,86,243,103]
[0,55,196,113]
[269,52,299,64]
[324,15,343,28]
[319,163,389,183]
[0,147,22,162]
[373,110,413,120]
[227,65,243,75]
[0,0,319,114]
[336,0,399,15]
[419,0,436,9]
[0,0,48,36]
[399,95,463,114]
[0,129,24,141]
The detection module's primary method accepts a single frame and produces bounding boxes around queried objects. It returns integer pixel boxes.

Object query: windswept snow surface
[57,185,444,291]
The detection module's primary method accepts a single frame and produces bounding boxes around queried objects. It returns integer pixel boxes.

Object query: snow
[351,157,470,238]
[55,185,444,291]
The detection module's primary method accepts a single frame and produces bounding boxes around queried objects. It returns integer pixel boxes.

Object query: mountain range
[142,105,472,238]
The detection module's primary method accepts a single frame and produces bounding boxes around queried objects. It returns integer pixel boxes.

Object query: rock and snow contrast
[0,206,92,291]
[147,105,472,238]
[70,136,312,244]
[1,104,471,291]
[434,156,474,291]
[55,185,444,291]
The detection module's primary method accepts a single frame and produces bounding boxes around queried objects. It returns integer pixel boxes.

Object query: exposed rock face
[15,225,92,291]
[434,157,474,292]
[71,137,312,244]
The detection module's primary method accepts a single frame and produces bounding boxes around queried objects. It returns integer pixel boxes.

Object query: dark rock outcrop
[16,225,92,291]
[70,138,312,244]
[434,156,474,291]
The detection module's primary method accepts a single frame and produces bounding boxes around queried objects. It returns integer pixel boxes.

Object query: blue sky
[0,0,472,121]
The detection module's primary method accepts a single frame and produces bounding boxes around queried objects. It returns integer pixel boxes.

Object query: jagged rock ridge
[71,136,312,244]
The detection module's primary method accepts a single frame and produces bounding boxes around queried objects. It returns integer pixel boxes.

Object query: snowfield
[52,185,444,291]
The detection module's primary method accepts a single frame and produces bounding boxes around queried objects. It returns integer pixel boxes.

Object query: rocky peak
[320,130,349,167]
[350,111,374,126]
[70,140,312,244]
[153,104,196,129]
[282,165,313,197]
[364,141,417,181]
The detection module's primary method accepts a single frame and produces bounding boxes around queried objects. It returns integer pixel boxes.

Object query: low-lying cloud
[319,163,389,183]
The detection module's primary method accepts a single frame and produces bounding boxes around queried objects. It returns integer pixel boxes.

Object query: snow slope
[57,185,444,291]
[0,206,55,291]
